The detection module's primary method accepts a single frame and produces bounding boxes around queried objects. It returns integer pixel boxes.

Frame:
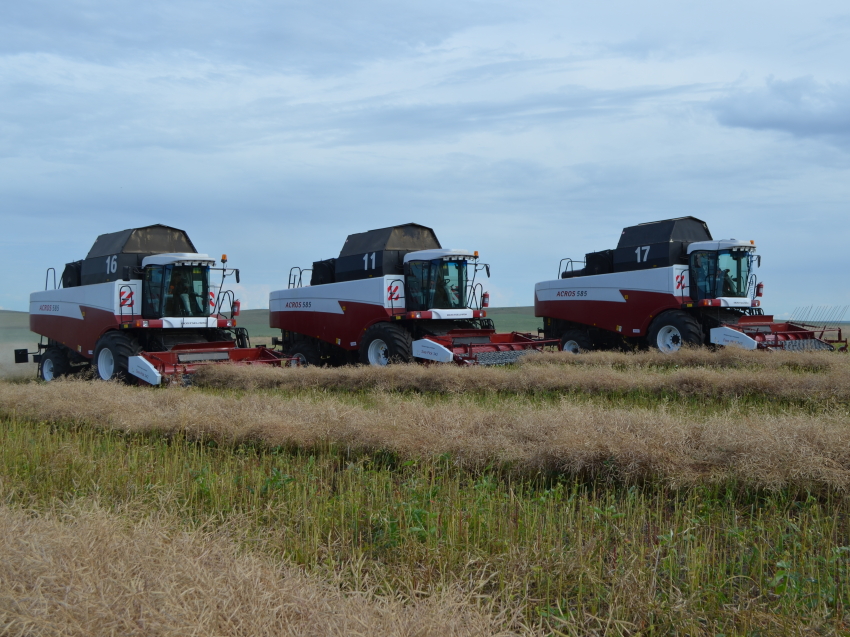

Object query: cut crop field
[2,349,850,635]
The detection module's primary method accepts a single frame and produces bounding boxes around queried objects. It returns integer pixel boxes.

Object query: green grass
[0,310,39,345]
[2,413,849,635]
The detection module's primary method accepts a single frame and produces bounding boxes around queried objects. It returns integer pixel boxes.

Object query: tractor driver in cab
[692,251,735,301]
[166,269,206,316]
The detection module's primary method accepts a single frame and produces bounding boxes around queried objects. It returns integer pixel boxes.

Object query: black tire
[288,338,323,366]
[39,347,71,381]
[359,323,413,366]
[93,331,142,382]
[560,329,593,354]
[647,311,703,353]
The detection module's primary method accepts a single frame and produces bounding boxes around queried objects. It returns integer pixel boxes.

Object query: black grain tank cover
[333,223,442,283]
[310,258,337,286]
[613,217,712,273]
[71,225,199,287]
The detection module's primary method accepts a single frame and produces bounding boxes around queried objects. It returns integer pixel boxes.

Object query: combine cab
[270,223,557,365]
[536,217,838,353]
[16,224,292,384]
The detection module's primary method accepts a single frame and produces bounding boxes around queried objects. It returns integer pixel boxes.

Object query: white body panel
[687,240,755,254]
[535,265,689,302]
[141,253,215,267]
[128,356,163,384]
[30,281,221,327]
[412,339,455,363]
[270,276,406,313]
[403,249,474,263]
[710,326,758,350]
[30,281,141,320]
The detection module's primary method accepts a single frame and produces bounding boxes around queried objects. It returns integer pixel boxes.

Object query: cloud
[0,0,517,74]
[710,77,850,148]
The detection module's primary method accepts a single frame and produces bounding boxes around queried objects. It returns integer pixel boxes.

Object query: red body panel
[270,301,401,350]
[535,290,687,337]
[30,306,127,358]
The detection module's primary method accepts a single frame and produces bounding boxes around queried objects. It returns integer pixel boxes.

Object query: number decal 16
[105,255,117,274]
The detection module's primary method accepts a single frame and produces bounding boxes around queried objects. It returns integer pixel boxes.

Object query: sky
[1,0,849,318]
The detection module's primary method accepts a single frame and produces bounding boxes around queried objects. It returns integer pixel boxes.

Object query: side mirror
[122,266,131,281]
[235,269,240,284]
[757,256,762,267]
[485,264,491,278]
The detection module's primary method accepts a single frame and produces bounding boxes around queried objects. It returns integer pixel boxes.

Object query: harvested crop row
[0,504,509,637]
[2,379,850,491]
[519,347,843,371]
[192,354,850,402]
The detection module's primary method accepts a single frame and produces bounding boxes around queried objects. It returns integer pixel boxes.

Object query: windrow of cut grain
[2,379,850,490]
[191,351,850,403]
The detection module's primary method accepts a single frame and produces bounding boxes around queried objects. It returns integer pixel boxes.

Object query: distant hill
[0,310,38,344]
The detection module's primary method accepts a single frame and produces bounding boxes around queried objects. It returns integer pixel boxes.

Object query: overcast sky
[2,0,849,318]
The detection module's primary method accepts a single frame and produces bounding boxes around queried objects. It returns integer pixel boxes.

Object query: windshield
[405,259,467,311]
[142,264,210,318]
[689,250,752,300]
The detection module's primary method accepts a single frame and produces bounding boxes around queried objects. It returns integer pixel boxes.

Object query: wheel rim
[562,340,581,354]
[97,347,115,379]
[42,358,55,381]
[656,325,683,353]
[367,339,389,366]
[291,352,308,366]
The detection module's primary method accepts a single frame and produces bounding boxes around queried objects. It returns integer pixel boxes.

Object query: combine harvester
[270,223,558,365]
[535,217,847,353]
[15,224,289,384]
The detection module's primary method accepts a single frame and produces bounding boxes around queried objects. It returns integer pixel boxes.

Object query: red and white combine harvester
[535,217,847,353]
[16,224,288,384]
[270,223,558,365]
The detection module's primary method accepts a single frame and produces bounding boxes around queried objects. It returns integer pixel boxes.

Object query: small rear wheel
[647,311,703,353]
[39,348,71,381]
[560,329,593,354]
[288,338,323,366]
[359,324,413,366]
[93,332,142,382]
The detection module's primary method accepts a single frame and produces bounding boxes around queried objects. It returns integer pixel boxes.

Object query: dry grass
[0,504,515,637]
[191,349,850,403]
[2,378,850,491]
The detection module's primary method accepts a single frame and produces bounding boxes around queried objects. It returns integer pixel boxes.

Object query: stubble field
[2,347,850,635]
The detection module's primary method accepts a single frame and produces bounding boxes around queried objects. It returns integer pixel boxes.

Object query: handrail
[45,268,56,290]
[287,267,312,289]
[558,258,584,278]
[467,282,483,310]
[118,284,134,322]
[386,277,404,313]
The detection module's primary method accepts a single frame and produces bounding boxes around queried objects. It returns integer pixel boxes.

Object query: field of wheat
[2,348,850,635]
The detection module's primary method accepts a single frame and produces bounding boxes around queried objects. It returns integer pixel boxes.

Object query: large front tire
[93,332,142,381]
[39,348,71,381]
[647,311,703,353]
[359,324,413,366]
